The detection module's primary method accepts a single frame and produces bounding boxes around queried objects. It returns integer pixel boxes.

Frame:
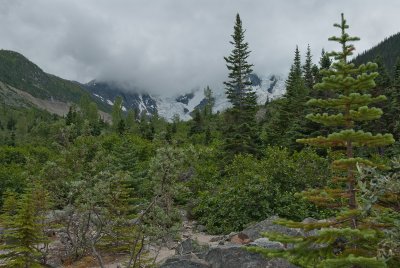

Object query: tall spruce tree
[285,46,307,98]
[223,14,257,115]
[263,46,311,150]
[223,14,259,155]
[303,44,315,90]
[314,49,333,85]
[251,14,395,267]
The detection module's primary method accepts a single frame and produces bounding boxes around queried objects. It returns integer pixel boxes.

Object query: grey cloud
[1,0,399,96]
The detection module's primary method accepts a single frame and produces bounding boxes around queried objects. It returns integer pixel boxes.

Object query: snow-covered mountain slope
[85,74,285,121]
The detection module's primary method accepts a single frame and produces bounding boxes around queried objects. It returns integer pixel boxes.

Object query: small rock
[205,245,297,268]
[230,232,251,245]
[241,216,302,241]
[176,239,195,255]
[161,254,210,268]
[302,217,317,224]
[209,236,224,242]
[223,232,237,241]
[175,239,207,255]
[249,238,284,249]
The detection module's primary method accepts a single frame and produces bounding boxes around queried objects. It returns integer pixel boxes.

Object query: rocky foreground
[160,216,301,268]
[2,214,305,267]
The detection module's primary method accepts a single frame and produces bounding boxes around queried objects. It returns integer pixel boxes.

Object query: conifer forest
[0,1,399,267]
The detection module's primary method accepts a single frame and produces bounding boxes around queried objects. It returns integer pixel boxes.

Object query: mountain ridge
[353,32,400,74]
[0,49,286,121]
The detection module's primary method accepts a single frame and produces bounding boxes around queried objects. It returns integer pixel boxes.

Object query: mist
[1,0,400,96]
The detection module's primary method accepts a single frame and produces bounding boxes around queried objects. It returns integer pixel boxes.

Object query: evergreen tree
[223,13,257,117]
[263,47,311,150]
[286,46,306,98]
[125,109,136,131]
[203,86,215,117]
[139,114,155,141]
[165,124,172,143]
[171,115,179,134]
[7,117,16,131]
[65,105,78,126]
[86,102,99,124]
[303,44,314,90]
[9,131,16,147]
[117,119,126,135]
[79,94,92,118]
[383,58,400,140]
[205,127,212,145]
[363,56,392,143]
[189,109,203,136]
[223,14,259,155]
[0,189,49,267]
[320,48,332,69]
[393,57,400,89]
[252,14,395,267]
[374,56,391,91]
[311,64,319,85]
[315,48,332,84]
[112,96,123,130]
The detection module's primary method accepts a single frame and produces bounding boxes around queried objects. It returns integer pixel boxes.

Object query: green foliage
[112,96,124,130]
[262,46,319,151]
[223,14,259,156]
[203,86,215,117]
[193,147,330,234]
[223,14,256,113]
[256,14,396,268]
[2,11,400,267]
[303,45,315,90]
[0,184,51,268]
[286,46,307,99]
[353,32,400,77]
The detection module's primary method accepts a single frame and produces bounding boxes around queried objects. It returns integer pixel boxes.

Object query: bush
[193,147,331,234]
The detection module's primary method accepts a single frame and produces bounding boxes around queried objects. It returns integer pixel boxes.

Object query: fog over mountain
[1,0,400,95]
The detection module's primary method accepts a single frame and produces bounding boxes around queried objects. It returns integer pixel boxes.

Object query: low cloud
[1,0,399,95]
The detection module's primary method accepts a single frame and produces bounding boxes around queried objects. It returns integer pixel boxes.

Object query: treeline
[353,31,400,76]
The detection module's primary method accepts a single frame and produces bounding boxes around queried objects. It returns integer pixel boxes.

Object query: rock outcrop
[160,216,300,268]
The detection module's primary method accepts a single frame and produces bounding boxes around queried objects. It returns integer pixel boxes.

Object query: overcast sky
[1,0,400,95]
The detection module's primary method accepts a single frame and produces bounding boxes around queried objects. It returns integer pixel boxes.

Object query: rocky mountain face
[0,50,109,112]
[85,74,286,121]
